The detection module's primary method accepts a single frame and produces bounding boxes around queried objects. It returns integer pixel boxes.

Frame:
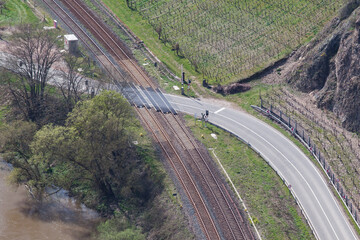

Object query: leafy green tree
[0,120,46,198]
[28,91,139,199]
[1,91,159,211]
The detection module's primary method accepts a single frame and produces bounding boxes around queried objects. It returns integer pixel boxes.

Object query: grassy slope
[105,0,343,84]
[100,0,202,81]
[228,84,360,236]
[257,87,360,236]
[0,0,38,26]
[82,0,198,99]
[184,115,314,240]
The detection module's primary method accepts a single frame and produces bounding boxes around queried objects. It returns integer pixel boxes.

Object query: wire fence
[254,98,360,228]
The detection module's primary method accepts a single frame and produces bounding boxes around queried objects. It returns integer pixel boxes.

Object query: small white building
[64,34,78,54]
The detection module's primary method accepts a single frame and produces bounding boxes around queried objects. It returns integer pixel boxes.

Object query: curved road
[166,94,358,240]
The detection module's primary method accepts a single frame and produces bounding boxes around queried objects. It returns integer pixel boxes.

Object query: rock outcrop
[287,5,360,132]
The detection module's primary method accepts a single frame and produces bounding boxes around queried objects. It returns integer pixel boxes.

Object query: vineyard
[126,0,344,83]
[262,87,360,217]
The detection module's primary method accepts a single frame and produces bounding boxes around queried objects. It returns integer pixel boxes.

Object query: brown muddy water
[0,160,100,240]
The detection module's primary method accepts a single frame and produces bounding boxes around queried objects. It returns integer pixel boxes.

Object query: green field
[0,0,38,26]
[184,115,315,239]
[123,0,343,83]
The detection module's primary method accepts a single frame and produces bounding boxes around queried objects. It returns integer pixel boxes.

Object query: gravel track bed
[39,0,256,238]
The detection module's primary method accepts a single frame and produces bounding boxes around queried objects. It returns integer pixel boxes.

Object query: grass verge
[81,0,197,98]
[100,0,342,84]
[0,0,38,26]
[100,0,201,81]
[233,84,360,236]
[184,114,315,240]
[332,186,360,237]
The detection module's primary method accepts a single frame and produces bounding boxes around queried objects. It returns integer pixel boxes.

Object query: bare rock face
[287,7,360,132]
[333,19,360,131]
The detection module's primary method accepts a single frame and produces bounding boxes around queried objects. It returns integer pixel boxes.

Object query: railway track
[42,0,255,239]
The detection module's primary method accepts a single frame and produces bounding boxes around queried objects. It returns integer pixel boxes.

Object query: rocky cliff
[287,3,360,132]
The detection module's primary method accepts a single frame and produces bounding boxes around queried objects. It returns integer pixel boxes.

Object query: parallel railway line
[42,0,254,239]
[161,113,250,239]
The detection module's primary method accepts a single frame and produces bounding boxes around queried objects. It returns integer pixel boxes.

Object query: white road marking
[170,100,354,240]
[216,112,341,240]
[214,107,225,114]
[253,114,358,239]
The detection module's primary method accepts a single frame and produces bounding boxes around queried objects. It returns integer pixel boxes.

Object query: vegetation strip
[102,0,343,84]
[0,0,38,26]
[253,103,360,235]
[184,115,314,240]
[100,0,202,81]
[210,148,262,240]
[251,84,360,237]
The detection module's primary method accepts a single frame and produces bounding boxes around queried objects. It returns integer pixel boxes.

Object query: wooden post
[288,116,291,127]
[302,130,305,140]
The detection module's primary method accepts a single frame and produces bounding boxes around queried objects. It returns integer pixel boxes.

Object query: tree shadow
[17,196,100,239]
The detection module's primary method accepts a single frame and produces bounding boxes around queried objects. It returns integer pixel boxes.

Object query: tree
[0,120,45,198]
[35,91,153,204]
[155,24,162,40]
[1,91,158,209]
[8,24,62,124]
[56,90,138,199]
[58,54,90,113]
[172,43,180,56]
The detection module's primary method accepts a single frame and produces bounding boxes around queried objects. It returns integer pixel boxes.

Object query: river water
[0,159,100,240]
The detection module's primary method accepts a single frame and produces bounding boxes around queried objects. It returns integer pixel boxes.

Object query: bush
[97,216,145,240]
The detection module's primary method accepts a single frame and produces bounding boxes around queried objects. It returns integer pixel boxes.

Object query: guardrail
[209,121,319,240]
[252,99,360,232]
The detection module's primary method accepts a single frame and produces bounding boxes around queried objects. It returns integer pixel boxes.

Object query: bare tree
[58,54,90,113]
[8,24,62,124]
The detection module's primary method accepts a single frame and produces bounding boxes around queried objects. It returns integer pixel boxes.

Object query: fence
[253,98,360,229]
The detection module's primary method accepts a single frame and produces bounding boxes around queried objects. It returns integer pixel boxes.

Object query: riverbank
[0,158,100,240]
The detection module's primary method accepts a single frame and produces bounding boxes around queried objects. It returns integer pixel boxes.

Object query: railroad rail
[42,0,255,239]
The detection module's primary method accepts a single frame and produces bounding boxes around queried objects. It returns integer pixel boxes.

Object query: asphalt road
[166,94,358,240]
[1,46,356,239]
